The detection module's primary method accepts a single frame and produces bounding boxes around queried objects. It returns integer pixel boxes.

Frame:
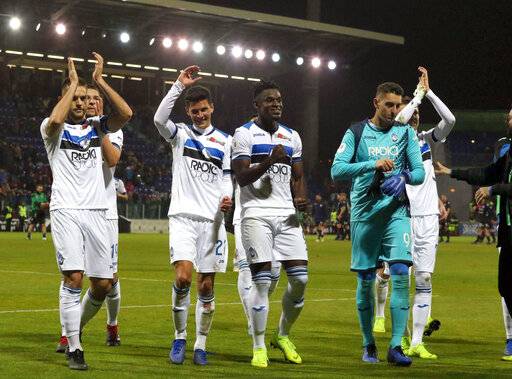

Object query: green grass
[0,232,510,378]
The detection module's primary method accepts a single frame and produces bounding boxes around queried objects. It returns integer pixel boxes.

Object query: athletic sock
[411,272,432,346]
[356,271,376,346]
[106,280,121,326]
[269,263,281,296]
[279,266,308,336]
[194,294,215,351]
[60,283,82,352]
[250,271,271,349]
[503,297,512,340]
[375,273,389,318]
[80,288,104,330]
[172,283,190,340]
[237,260,252,329]
[389,263,410,348]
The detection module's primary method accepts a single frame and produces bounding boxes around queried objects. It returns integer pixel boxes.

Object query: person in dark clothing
[336,192,350,240]
[439,195,451,243]
[312,194,328,242]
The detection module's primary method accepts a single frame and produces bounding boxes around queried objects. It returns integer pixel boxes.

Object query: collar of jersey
[189,124,214,136]
[252,121,280,135]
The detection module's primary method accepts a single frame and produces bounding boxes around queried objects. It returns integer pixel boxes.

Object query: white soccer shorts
[234,223,282,271]
[411,214,439,273]
[107,219,119,273]
[50,209,113,279]
[169,215,228,273]
[241,214,308,264]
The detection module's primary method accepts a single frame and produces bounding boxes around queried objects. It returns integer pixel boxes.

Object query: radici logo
[189,159,219,183]
[367,145,399,158]
[266,163,291,183]
[71,149,97,169]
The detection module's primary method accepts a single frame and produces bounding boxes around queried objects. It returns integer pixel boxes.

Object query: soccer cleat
[373,316,386,333]
[407,343,438,359]
[193,349,208,365]
[251,348,269,368]
[169,339,186,364]
[42,236,47,241]
[362,344,379,363]
[502,339,512,361]
[56,335,68,353]
[401,336,411,352]
[387,346,412,366]
[106,324,121,346]
[423,318,441,337]
[68,349,88,370]
[270,334,302,364]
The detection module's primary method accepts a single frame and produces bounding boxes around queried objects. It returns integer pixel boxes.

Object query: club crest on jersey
[391,133,398,142]
[208,136,225,146]
[57,252,65,266]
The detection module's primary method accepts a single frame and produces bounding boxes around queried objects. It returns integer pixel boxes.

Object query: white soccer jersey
[233,184,241,226]
[231,121,302,219]
[406,129,440,216]
[41,116,108,210]
[102,130,124,220]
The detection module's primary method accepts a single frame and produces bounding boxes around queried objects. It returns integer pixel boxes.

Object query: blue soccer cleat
[169,339,186,364]
[362,344,379,363]
[502,339,512,361]
[387,346,412,366]
[193,349,208,365]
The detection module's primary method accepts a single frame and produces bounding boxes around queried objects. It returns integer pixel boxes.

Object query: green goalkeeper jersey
[31,192,48,214]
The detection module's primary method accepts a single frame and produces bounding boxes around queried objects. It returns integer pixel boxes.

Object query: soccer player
[42,55,131,370]
[232,80,308,368]
[331,82,425,366]
[335,192,350,240]
[312,194,328,242]
[386,67,456,359]
[153,65,233,366]
[26,184,49,240]
[439,195,452,242]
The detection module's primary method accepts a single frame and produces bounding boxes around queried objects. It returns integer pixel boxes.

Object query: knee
[286,266,308,288]
[197,277,214,297]
[415,271,432,290]
[357,270,376,282]
[389,263,409,276]
[90,278,113,300]
[175,273,192,289]
[63,271,83,289]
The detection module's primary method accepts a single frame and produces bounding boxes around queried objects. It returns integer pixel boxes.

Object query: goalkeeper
[27,184,49,240]
[331,82,424,366]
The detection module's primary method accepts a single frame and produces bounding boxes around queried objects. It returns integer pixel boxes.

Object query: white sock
[237,260,252,330]
[250,271,271,349]
[279,266,308,337]
[59,283,83,352]
[194,294,215,351]
[411,271,432,346]
[503,297,512,340]
[106,280,121,326]
[269,263,281,296]
[172,283,190,340]
[375,274,389,318]
[80,288,104,330]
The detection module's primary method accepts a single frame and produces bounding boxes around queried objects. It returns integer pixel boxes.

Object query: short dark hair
[376,82,404,97]
[253,80,280,100]
[402,95,412,104]
[61,77,87,91]
[86,83,103,98]
[184,85,212,107]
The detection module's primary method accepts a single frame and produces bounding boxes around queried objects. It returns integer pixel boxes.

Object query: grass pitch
[0,232,510,378]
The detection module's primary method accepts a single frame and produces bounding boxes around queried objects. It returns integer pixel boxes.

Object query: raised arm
[102,131,123,167]
[45,59,79,138]
[92,53,132,132]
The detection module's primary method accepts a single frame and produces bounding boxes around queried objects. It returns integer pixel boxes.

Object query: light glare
[192,41,204,53]
[216,45,226,55]
[296,57,304,66]
[177,39,189,50]
[244,49,253,59]
[120,32,130,43]
[162,37,172,48]
[256,50,265,60]
[311,57,321,68]
[55,23,66,35]
[328,60,336,70]
[271,52,280,62]
[9,17,21,31]
[232,45,243,58]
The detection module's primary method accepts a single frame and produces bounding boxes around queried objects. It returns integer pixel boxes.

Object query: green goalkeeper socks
[390,274,410,348]
[356,274,375,346]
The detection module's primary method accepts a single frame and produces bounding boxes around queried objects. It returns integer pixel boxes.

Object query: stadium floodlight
[35,22,41,31]
[328,60,336,70]
[311,57,321,68]
[256,49,265,61]
[9,17,21,31]
[192,41,204,53]
[271,52,280,62]
[244,49,253,59]
[231,45,243,58]
[177,39,189,50]
[162,37,172,48]
[55,23,66,35]
[101,31,107,38]
[81,29,86,36]
[296,57,304,66]
[120,32,130,43]
[149,37,155,46]
[216,45,226,55]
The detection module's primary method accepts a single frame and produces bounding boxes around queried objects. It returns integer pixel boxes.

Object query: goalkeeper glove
[380,170,411,198]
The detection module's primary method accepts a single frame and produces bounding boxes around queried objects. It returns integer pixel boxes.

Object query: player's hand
[269,144,287,164]
[92,52,104,83]
[293,197,308,211]
[67,58,78,84]
[178,65,202,87]
[380,171,411,198]
[438,201,448,221]
[434,161,451,175]
[219,196,232,213]
[475,187,491,205]
[418,66,430,92]
[375,159,394,172]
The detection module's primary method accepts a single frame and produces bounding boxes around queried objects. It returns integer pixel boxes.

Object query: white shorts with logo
[169,215,228,273]
[411,214,439,273]
[234,223,282,272]
[107,219,119,273]
[241,214,308,264]
[50,209,113,279]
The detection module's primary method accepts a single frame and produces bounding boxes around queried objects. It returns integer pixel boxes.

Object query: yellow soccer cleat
[401,336,411,352]
[373,316,386,333]
[251,348,269,368]
[407,343,438,359]
[270,334,303,364]
[501,355,512,362]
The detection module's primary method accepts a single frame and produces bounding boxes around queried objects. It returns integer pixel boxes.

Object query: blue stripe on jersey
[500,144,510,159]
[184,138,224,160]
[214,128,230,138]
[252,143,293,157]
[279,123,292,133]
[62,128,98,144]
[241,122,253,129]
[420,143,430,154]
